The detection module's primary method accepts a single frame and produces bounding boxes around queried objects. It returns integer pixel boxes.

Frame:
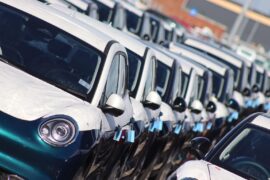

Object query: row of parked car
[0,0,269,179]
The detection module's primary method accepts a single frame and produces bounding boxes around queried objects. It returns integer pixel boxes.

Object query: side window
[118,54,126,96]
[101,53,126,105]
[143,57,156,100]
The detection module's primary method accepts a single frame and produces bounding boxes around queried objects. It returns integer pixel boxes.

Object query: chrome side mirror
[143,91,162,110]
[173,97,187,113]
[102,94,125,117]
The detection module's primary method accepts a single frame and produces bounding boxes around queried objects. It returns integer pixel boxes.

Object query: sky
[232,0,270,16]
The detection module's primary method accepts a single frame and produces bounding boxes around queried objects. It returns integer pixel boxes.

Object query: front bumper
[0,112,99,179]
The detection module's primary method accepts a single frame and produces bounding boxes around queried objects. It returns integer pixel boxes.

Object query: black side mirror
[243,87,251,96]
[227,99,240,111]
[252,84,260,93]
[206,101,217,113]
[189,137,211,159]
[265,90,270,97]
[172,97,187,113]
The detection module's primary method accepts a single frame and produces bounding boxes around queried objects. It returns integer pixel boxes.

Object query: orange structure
[149,0,226,39]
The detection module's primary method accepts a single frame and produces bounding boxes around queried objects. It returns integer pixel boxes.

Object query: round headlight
[39,118,77,147]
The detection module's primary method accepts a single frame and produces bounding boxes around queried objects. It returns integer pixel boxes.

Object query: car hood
[174,160,245,180]
[0,61,104,131]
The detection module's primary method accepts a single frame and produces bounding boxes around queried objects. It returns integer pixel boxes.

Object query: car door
[100,52,132,132]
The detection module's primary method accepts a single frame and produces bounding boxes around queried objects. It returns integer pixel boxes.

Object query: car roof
[251,114,270,131]
[170,43,229,76]
[183,36,243,68]
[144,42,174,67]
[117,0,143,16]
[95,0,115,8]
[1,0,113,52]
[49,3,148,57]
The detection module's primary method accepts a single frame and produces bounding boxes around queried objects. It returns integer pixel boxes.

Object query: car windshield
[0,4,103,99]
[156,61,171,101]
[213,125,270,180]
[127,49,143,97]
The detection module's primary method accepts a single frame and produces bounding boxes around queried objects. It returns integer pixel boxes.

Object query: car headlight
[39,118,77,147]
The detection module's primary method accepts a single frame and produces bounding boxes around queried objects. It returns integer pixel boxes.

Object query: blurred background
[127,0,270,56]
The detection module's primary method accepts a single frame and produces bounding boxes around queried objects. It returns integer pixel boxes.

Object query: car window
[100,53,126,106]
[156,61,170,100]
[118,54,126,96]
[212,73,224,101]
[216,126,270,180]
[197,76,205,103]
[143,56,156,100]
[181,72,189,99]
[126,10,141,33]
[127,49,142,96]
[0,4,103,99]
[171,67,182,102]
[96,1,112,23]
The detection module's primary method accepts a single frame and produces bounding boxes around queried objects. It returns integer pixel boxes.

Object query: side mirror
[252,84,260,93]
[173,97,187,113]
[102,94,125,117]
[206,101,217,113]
[190,100,203,114]
[227,98,240,111]
[143,91,162,110]
[242,87,251,96]
[189,137,211,159]
[265,90,270,97]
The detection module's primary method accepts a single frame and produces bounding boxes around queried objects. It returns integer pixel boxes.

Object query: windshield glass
[0,4,103,99]
[156,61,171,101]
[213,125,270,180]
[127,49,143,97]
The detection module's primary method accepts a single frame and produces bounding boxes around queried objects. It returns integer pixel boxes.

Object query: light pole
[228,0,253,43]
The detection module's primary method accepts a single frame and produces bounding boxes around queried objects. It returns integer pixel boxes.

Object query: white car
[180,37,250,113]
[0,0,132,179]
[168,113,270,180]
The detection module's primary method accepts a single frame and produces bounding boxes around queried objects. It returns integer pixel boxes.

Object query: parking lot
[0,0,269,180]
